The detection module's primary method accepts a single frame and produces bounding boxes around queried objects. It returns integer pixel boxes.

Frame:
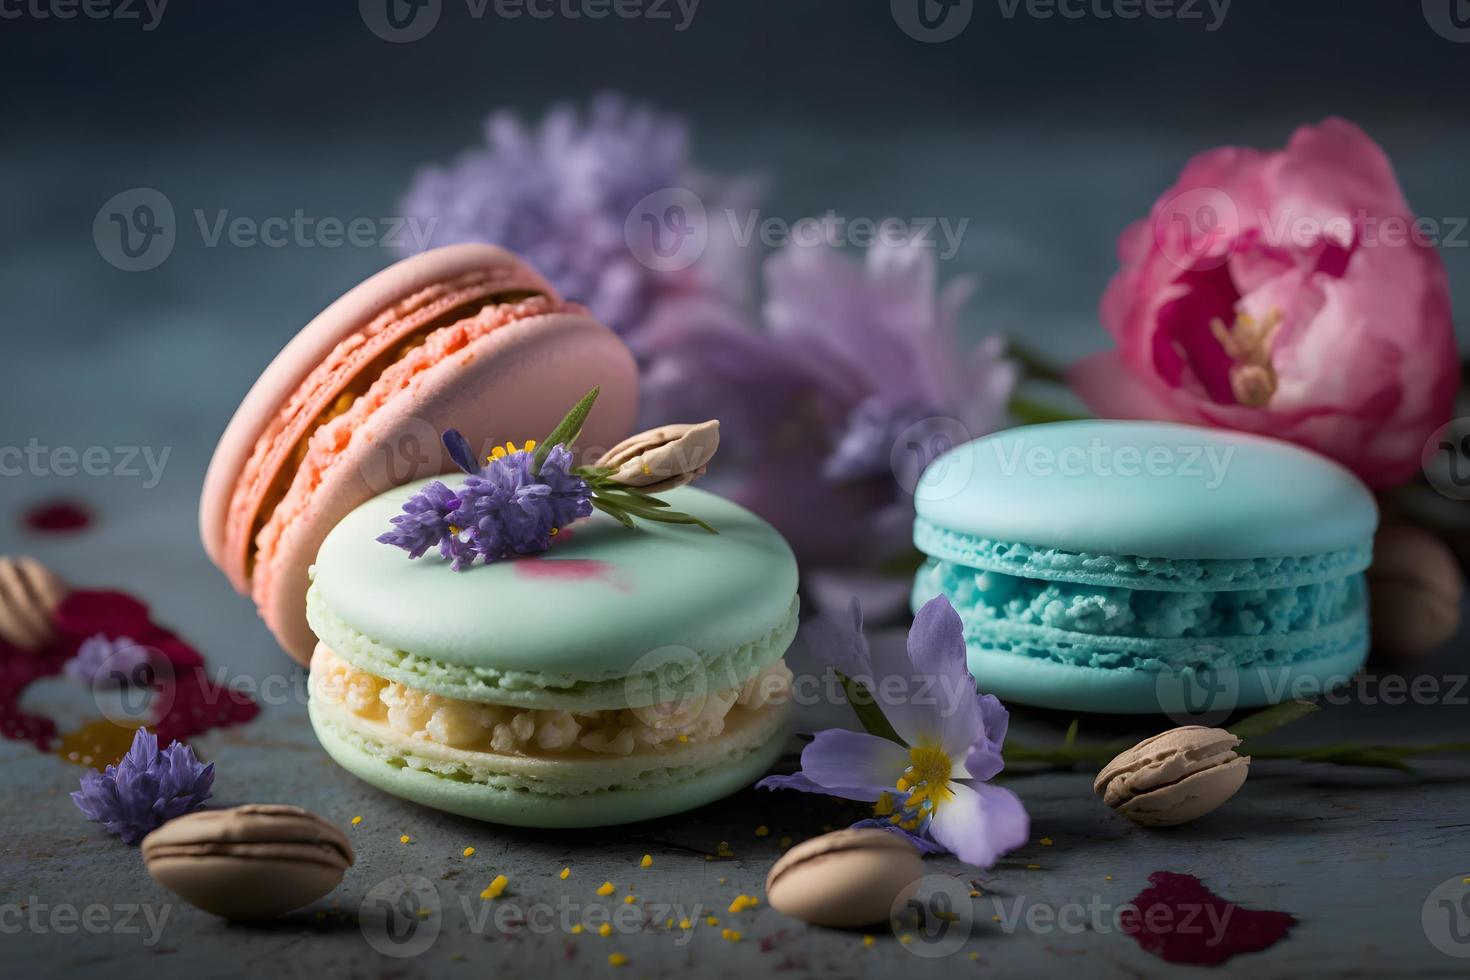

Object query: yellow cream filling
[312,648,791,757]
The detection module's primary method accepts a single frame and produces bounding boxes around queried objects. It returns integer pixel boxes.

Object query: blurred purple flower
[637,236,1017,577]
[400,92,761,335]
[759,596,1027,868]
[64,633,156,689]
[71,728,213,845]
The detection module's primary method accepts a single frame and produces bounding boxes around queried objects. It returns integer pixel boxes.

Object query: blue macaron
[910,421,1377,714]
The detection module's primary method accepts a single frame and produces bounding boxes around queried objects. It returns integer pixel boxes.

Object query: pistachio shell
[0,556,69,652]
[597,421,719,488]
[1094,726,1250,827]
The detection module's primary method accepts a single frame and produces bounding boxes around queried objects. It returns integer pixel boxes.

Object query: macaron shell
[255,310,637,664]
[201,243,552,569]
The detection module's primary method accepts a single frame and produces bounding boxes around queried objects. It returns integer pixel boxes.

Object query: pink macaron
[200,244,639,664]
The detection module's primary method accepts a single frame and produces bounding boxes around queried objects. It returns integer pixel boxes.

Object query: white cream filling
[311,647,791,757]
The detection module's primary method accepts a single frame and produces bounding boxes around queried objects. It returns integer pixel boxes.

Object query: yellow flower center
[872,743,954,831]
[1209,309,1283,408]
[488,439,537,462]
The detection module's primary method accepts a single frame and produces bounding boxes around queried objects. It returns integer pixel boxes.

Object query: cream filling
[310,647,792,758]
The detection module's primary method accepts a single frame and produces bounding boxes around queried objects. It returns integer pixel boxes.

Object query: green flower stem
[1007,393,1089,426]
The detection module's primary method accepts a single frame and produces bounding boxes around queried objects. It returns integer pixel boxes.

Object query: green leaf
[534,387,600,473]
[591,497,636,529]
[1008,393,1089,426]
[597,489,672,509]
[1227,699,1319,741]
[1063,718,1079,749]
[835,671,904,745]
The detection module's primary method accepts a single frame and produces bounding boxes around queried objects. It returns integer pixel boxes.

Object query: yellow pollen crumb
[721,928,742,942]
[664,918,673,928]
[992,915,1001,922]
[678,918,692,930]
[968,952,980,961]
[677,734,690,744]
[1040,837,1053,846]
[350,816,362,826]
[705,916,719,927]
[1026,864,1041,870]
[624,895,637,905]
[479,874,509,900]
[597,881,617,896]
[608,952,627,967]
[560,867,571,880]
[704,855,714,862]
[755,825,769,837]
[462,847,476,857]
[598,923,613,938]
[718,877,727,885]
[570,924,584,935]
[1105,875,1114,881]
[779,836,792,847]
[862,935,875,947]
[399,835,411,844]
[640,854,653,868]
[549,527,558,536]
[899,934,913,945]
[968,890,980,898]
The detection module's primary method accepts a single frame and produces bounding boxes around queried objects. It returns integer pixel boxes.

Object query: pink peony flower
[1072,118,1457,488]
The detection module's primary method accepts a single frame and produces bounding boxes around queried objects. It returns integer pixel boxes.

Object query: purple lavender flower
[380,445,592,570]
[64,633,157,689]
[758,596,1028,868]
[400,93,760,336]
[637,237,1017,583]
[377,480,460,559]
[70,727,214,845]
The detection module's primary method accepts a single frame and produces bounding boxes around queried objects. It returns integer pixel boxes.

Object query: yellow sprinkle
[862,935,876,947]
[399,835,411,844]
[779,836,793,848]
[898,934,913,945]
[462,847,476,858]
[678,918,692,930]
[1026,864,1041,870]
[479,874,509,900]
[350,816,362,826]
[721,928,742,942]
[1463,876,1470,885]
[597,881,616,896]
[1040,837,1054,846]
[608,953,627,967]
[754,825,770,837]
[1105,875,1114,881]
[718,876,728,885]
[992,915,1001,922]
[706,916,719,927]
[640,854,653,868]
[624,895,637,905]
[570,924,584,935]
[549,527,559,536]
[560,867,571,880]
[968,952,980,961]
[664,918,673,928]
[598,923,613,938]
[704,855,714,862]
[677,734,690,744]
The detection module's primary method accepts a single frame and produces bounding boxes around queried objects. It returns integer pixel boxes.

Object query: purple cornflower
[64,633,156,689]
[759,596,1028,868]
[400,92,759,336]
[378,442,592,570]
[71,727,214,845]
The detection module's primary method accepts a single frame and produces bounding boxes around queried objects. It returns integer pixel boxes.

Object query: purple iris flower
[760,596,1028,868]
[64,633,156,689]
[70,728,214,845]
